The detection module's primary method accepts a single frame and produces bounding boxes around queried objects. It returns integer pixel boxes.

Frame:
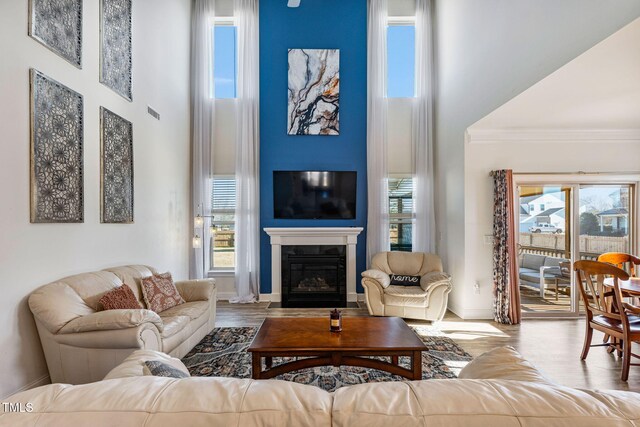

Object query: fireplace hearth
[281,245,346,308]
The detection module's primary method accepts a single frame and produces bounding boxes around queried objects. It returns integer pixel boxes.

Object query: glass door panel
[518,185,575,315]
[578,185,633,261]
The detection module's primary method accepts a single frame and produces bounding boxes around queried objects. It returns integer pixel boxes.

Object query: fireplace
[263,227,363,303]
[281,245,346,308]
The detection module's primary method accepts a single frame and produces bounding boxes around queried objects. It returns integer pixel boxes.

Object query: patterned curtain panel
[492,170,521,324]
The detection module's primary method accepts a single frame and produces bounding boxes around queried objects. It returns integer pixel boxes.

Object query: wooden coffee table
[247,317,427,380]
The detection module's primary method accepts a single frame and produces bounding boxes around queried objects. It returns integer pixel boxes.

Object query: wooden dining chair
[597,252,640,277]
[597,253,640,344]
[575,260,640,381]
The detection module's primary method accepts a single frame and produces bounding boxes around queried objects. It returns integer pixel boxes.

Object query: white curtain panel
[231,0,260,303]
[189,0,215,279]
[412,0,436,253]
[366,0,390,266]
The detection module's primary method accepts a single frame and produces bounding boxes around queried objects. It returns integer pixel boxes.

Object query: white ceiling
[470,17,640,131]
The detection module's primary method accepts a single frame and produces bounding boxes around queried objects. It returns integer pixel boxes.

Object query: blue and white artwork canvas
[287,49,339,135]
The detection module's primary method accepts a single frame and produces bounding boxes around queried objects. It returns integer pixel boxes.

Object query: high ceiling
[470,17,640,131]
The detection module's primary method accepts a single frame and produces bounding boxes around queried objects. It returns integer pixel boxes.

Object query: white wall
[0,0,192,398]
[433,0,640,319]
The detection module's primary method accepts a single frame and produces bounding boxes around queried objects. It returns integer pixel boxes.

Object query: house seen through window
[389,177,414,251]
[210,176,236,271]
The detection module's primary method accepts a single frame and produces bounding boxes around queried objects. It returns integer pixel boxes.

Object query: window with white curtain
[389,176,414,251]
[210,176,236,271]
[387,18,415,98]
[212,18,237,99]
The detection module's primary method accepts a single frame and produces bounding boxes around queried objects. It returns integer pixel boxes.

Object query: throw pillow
[98,285,142,311]
[390,274,421,286]
[140,272,185,313]
[143,360,190,378]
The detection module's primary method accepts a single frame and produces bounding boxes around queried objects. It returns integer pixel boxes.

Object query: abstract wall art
[29,0,83,68]
[100,0,132,101]
[30,69,84,223]
[287,49,339,135]
[100,107,134,223]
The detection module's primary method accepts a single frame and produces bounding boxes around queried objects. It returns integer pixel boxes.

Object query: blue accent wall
[259,0,368,295]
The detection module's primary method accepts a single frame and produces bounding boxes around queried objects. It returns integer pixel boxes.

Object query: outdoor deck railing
[519,232,629,261]
[519,246,599,261]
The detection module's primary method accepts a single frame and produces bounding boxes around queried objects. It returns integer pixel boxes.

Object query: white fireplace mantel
[263,227,364,303]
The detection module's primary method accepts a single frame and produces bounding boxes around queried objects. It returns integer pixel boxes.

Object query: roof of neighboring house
[536,207,564,217]
[520,195,539,204]
[520,206,528,215]
[597,207,628,216]
[520,192,565,205]
[520,208,565,224]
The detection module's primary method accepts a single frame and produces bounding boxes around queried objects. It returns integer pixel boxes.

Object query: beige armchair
[361,252,452,321]
[28,265,216,385]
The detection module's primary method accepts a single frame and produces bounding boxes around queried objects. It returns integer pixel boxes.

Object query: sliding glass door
[517,179,636,318]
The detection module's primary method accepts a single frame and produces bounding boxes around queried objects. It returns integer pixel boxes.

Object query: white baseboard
[216,292,237,301]
[2,374,50,400]
[459,308,494,320]
[447,300,463,319]
[216,293,281,303]
[258,293,272,302]
[253,293,365,304]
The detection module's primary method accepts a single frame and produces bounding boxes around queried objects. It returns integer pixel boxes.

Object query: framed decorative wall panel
[287,49,340,135]
[100,0,132,101]
[100,107,133,223]
[30,69,84,223]
[29,0,83,68]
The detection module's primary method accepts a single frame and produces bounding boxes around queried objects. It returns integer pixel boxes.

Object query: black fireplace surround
[281,245,347,308]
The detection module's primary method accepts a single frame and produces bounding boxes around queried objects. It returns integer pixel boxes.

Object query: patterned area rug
[182,326,472,392]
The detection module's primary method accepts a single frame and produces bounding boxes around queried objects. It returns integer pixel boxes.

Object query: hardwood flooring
[216,301,640,392]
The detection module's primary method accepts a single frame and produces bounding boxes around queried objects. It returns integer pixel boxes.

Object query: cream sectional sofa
[3,347,639,426]
[28,265,216,385]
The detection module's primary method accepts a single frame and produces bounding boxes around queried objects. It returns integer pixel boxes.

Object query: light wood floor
[216,301,640,392]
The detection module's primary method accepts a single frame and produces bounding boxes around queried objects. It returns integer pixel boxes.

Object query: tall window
[212,21,237,99]
[210,176,236,271]
[387,20,415,98]
[389,177,414,251]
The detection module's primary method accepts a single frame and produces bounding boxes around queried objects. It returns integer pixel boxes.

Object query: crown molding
[465,128,640,144]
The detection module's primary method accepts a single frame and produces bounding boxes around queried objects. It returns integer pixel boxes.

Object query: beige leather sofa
[28,265,216,385]
[3,347,639,426]
[361,252,452,321]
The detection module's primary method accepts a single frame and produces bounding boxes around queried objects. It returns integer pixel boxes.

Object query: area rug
[182,326,472,392]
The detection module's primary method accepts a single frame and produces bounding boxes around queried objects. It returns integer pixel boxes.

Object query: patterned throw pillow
[140,272,185,313]
[390,274,421,286]
[98,285,142,310]
[143,360,189,378]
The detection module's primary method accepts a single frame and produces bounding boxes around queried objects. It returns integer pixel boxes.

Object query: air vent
[147,106,160,120]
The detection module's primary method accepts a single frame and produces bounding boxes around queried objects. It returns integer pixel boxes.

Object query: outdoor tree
[580,195,611,213]
[580,212,600,235]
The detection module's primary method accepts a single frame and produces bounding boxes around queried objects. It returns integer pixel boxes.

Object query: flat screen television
[273,171,357,219]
